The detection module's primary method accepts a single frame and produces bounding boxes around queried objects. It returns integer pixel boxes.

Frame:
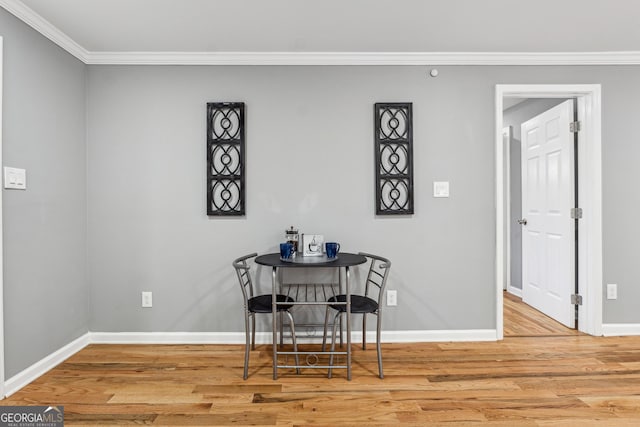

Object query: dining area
[232,227,391,381]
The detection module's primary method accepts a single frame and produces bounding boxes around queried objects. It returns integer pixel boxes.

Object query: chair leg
[243,312,251,380]
[328,311,342,379]
[251,314,256,350]
[322,305,331,351]
[279,312,284,346]
[362,313,367,350]
[284,311,300,374]
[376,313,383,379]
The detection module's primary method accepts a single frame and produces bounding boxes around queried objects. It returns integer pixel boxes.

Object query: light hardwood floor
[503,291,582,337]
[2,296,640,425]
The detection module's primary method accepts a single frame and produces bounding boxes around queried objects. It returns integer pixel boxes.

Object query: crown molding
[0,0,89,62]
[3,1,640,66]
[85,50,640,66]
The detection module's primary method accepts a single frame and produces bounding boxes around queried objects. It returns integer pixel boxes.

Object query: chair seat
[328,294,378,314]
[248,294,294,313]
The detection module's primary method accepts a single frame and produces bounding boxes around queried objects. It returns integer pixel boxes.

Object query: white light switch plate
[433,181,449,197]
[4,167,27,190]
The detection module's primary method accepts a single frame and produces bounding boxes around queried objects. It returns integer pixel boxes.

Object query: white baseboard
[4,332,90,397]
[380,329,498,342]
[89,331,246,344]
[90,329,498,345]
[601,323,640,336]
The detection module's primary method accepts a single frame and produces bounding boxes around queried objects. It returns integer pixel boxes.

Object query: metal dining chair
[322,252,391,378]
[232,253,299,379]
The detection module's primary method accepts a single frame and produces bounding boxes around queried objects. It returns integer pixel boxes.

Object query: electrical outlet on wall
[606,284,617,300]
[386,290,397,306]
[141,291,153,307]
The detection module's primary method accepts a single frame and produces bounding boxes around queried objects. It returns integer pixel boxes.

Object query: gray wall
[503,98,567,291]
[1,10,88,377]
[86,66,496,332]
[86,64,640,332]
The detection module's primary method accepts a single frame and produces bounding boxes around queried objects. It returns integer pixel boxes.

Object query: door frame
[502,126,513,293]
[495,84,602,339]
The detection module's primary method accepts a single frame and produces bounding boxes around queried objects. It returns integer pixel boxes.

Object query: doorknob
[518,218,528,226]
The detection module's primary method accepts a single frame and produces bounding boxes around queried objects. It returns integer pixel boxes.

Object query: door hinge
[571,294,583,305]
[571,207,583,219]
[570,121,581,133]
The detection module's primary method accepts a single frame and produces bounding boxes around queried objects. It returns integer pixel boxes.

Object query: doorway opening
[495,85,603,340]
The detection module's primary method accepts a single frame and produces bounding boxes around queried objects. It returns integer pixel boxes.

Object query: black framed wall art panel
[374,102,414,215]
[207,102,245,216]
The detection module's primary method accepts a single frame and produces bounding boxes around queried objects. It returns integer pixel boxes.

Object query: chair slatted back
[232,253,258,308]
[359,252,391,306]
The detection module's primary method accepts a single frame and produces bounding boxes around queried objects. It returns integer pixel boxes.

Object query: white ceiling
[10,0,640,52]
[3,0,640,64]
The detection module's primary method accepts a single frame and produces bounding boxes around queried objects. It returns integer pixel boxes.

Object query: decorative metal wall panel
[374,103,414,215]
[207,102,245,216]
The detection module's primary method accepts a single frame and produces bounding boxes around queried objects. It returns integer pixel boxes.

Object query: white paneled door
[521,100,575,328]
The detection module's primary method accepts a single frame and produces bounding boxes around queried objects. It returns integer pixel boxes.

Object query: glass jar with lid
[285,226,299,254]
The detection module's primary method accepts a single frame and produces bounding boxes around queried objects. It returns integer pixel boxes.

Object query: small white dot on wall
[429,69,439,77]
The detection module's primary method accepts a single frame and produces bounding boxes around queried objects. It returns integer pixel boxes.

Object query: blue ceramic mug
[280,242,293,259]
[325,242,340,259]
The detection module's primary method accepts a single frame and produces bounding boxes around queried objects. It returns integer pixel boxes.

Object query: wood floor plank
[536,420,640,427]
[154,412,278,426]
[65,413,157,425]
[62,402,213,415]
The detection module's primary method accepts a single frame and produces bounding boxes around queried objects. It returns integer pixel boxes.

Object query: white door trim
[502,126,512,293]
[0,36,5,397]
[495,84,603,339]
